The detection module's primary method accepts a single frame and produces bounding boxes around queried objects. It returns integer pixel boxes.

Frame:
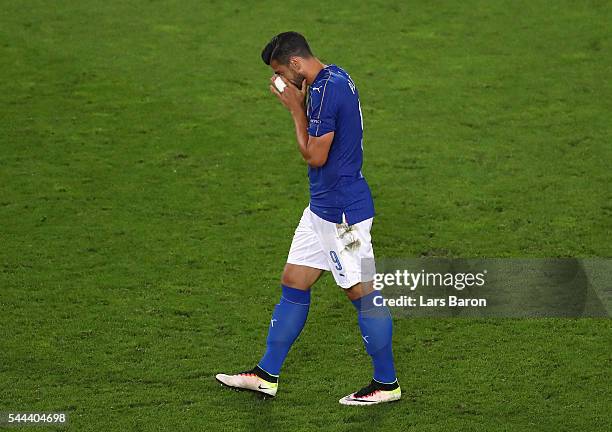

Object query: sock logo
[362,335,369,344]
[270,319,277,327]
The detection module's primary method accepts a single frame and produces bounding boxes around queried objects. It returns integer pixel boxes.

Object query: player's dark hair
[261,32,313,66]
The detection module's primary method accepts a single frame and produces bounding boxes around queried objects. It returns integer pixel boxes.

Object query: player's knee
[281,270,304,290]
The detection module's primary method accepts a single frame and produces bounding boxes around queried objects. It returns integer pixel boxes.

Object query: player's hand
[269,75,307,114]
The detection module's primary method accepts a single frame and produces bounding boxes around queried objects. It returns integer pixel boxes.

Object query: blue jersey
[306,64,375,225]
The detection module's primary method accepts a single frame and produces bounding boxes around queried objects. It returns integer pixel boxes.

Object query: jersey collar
[312,64,334,86]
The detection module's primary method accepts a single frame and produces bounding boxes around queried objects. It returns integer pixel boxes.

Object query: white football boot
[215,367,278,397]
[339,379,401,406]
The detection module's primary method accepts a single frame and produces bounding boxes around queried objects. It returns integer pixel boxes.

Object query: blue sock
[352,291,397,383]
[258,285,310,376]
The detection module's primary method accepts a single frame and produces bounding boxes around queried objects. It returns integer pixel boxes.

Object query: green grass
[1,0,611,430]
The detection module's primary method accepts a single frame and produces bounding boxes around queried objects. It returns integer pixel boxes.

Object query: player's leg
[340,281,400,405]
[256,264,322,376]
[216,207,329,397]
[281,263,324,290]
[215,264,322,397]
[310,212,400,405]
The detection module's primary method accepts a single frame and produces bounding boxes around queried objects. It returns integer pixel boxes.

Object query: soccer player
[216,32,400,405]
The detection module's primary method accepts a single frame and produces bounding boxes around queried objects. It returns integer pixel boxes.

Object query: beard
[289,73,306,89]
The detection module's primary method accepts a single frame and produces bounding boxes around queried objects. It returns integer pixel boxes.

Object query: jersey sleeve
[308,79,339,137]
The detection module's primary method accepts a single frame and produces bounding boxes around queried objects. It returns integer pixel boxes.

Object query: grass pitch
[1,1,611,431]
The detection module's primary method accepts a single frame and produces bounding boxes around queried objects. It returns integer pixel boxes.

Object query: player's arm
[290,110,334,167]
[269,76,334,168]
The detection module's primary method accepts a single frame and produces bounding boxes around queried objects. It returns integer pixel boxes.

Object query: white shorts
[286,206,376,289]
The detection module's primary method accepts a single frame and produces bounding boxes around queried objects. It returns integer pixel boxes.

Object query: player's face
[270,58,305,89]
